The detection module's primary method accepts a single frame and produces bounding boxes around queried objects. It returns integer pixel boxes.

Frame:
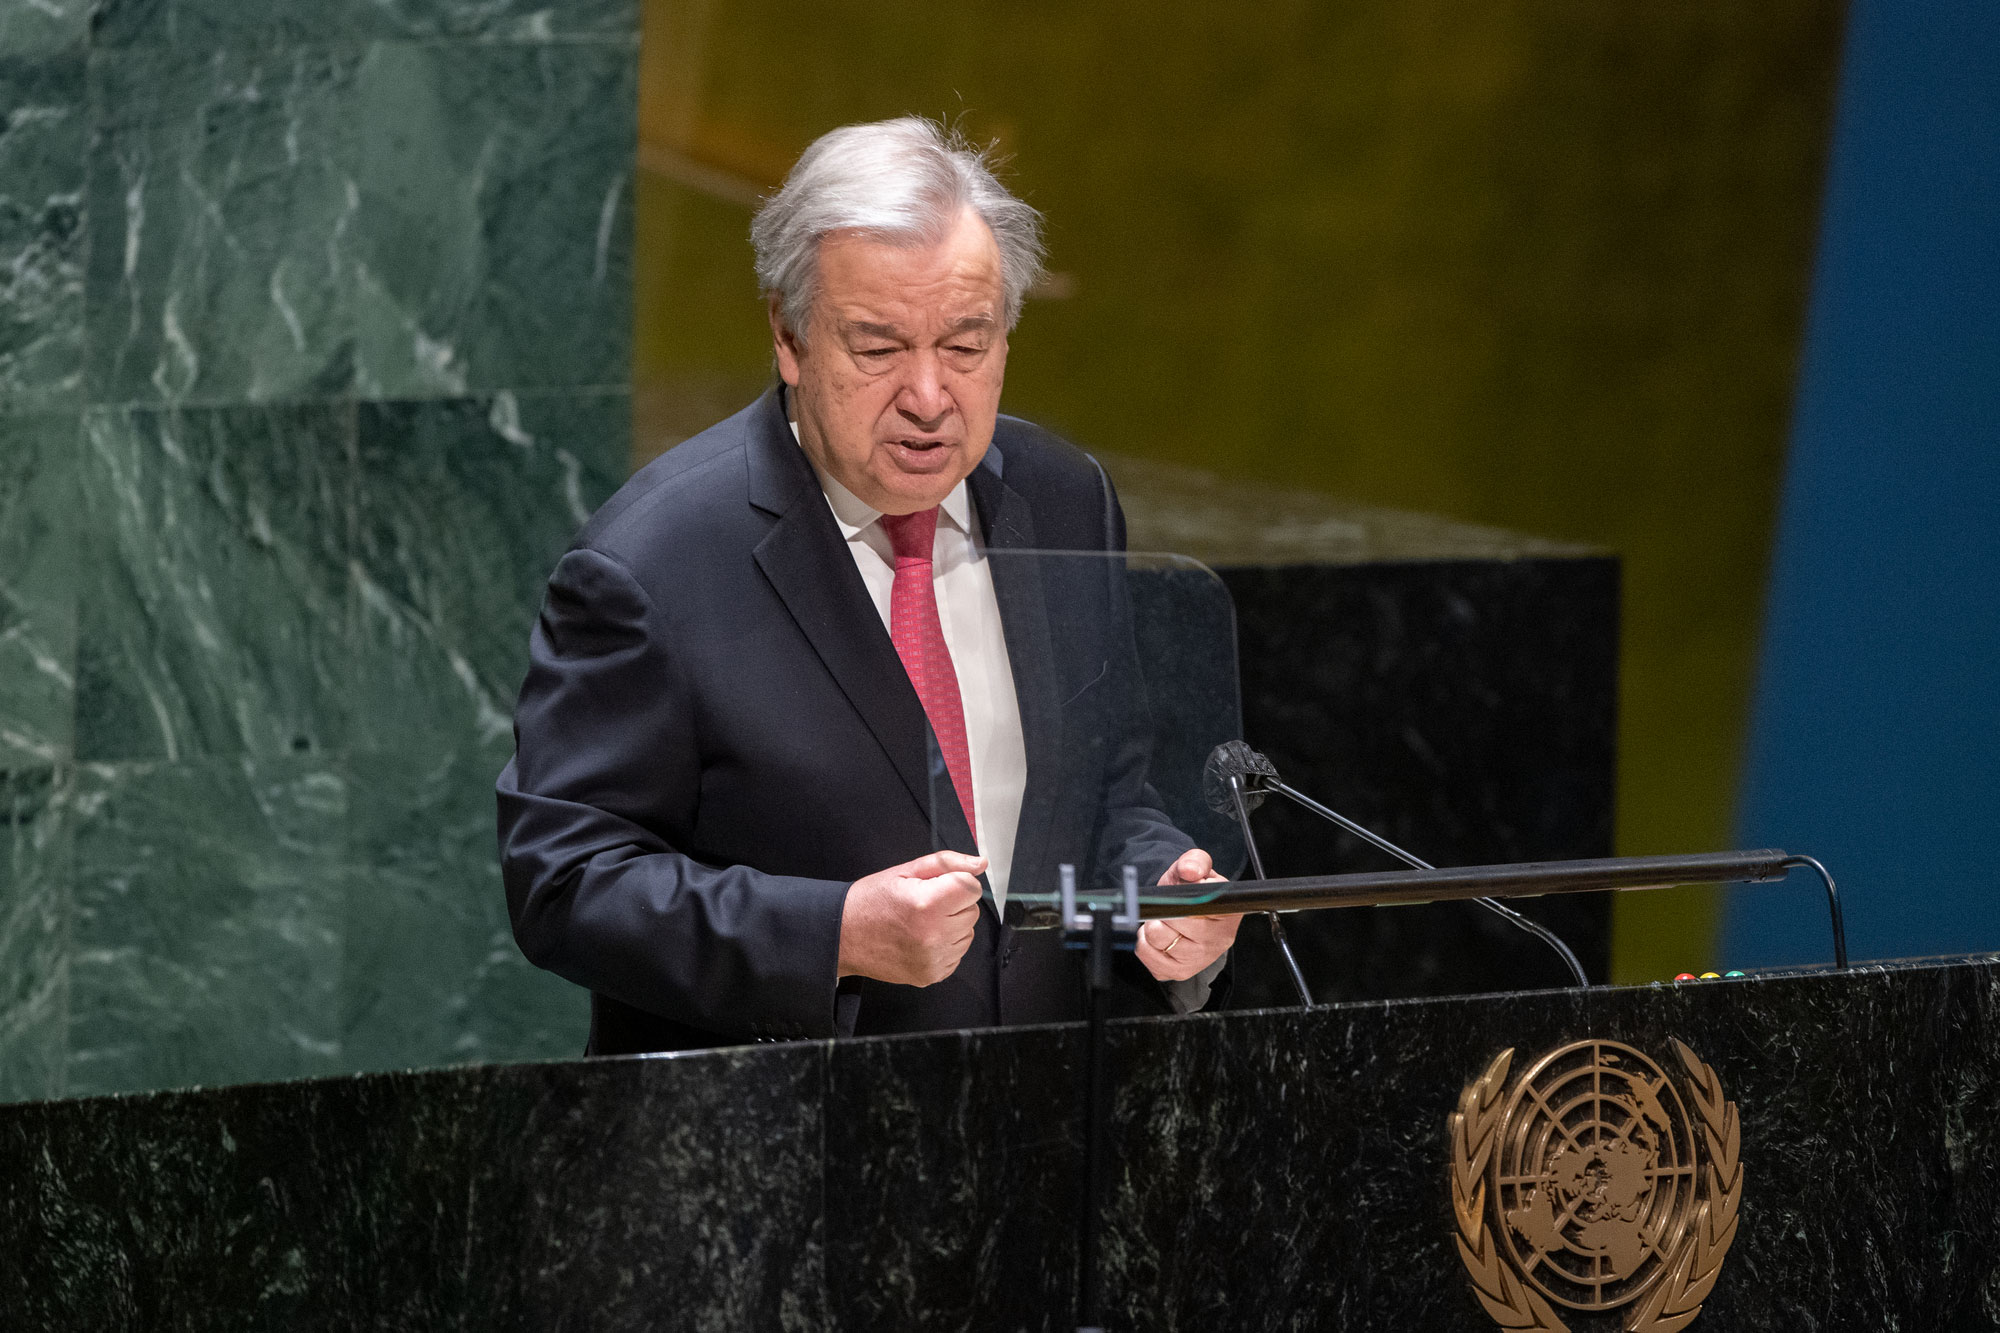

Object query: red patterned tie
[880,506,977,845]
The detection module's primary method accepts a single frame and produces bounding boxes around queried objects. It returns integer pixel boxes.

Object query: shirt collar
[791,420,971,539]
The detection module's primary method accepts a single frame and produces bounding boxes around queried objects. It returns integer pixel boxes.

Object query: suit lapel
[746,391,936,826]
[968,452,1064,915]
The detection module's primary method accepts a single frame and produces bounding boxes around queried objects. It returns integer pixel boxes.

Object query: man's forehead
[840,312,996,339]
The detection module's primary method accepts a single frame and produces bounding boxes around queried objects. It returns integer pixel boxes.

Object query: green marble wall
[0,0,636,1101]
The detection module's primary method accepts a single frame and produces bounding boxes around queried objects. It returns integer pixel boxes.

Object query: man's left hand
[1136,848,1242,983]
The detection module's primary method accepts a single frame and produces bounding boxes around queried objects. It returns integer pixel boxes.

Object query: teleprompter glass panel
[922,549,1243,919]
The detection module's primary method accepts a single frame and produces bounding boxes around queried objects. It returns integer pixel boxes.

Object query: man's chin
[873,446,974,511]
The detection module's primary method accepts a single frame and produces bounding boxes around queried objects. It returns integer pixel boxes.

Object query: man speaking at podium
[498,118,1241,1055]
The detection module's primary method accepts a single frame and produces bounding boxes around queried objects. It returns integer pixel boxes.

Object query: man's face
[773,207,1009,516]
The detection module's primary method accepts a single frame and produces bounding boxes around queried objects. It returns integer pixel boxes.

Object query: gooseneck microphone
[1204,747,1314,1006]
[1203,742,1591,988]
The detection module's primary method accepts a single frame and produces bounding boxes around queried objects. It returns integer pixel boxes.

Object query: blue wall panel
[1729,0,2000,966]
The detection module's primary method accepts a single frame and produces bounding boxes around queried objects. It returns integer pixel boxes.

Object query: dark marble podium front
[4,956,1996,1330]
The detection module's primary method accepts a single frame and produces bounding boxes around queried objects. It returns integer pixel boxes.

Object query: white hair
[751,117,1046,341]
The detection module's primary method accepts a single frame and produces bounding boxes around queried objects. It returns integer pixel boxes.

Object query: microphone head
[1203,740,1280,814]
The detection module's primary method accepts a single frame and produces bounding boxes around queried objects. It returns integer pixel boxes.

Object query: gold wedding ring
[1160,928,1181,955]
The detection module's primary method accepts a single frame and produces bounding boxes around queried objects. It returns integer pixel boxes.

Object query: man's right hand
[837,850,987,987]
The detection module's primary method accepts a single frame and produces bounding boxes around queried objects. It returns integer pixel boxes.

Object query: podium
[3,953,1996,1329]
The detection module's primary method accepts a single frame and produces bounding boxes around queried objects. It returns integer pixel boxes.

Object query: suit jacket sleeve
[497,545,851,1040]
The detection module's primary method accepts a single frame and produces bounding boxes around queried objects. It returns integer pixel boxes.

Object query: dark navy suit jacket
[497,387,1199,1054]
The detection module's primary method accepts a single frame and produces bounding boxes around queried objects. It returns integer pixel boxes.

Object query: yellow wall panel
[631,0,1846,982]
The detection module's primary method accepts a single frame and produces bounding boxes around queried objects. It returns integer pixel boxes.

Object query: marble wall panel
[90,0,636,49]
[0,768,69,1104]
[348,41,635,398]
[82,32,633,408]
[66,757,346,1097]
[0,51,86,407]
[0,412,78,766]
[0,0,638,1100]
[84,45,359,405]
[349,390,623,755]
[74,401,354,762]
[355,0,638,41]
[339,742,585,1075]
[339,390,619,1072]
[0,0,93,56]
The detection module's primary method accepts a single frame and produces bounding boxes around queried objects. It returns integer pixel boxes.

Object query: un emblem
[1449,1039,1743,1332]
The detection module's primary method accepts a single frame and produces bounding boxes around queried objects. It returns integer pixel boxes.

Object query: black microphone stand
[1225,774,1314,1005]
[1060,863,1139,1333]
[1254,774,1591,987]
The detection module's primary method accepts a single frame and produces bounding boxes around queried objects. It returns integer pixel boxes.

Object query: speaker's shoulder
[576,396,771,565]
[990,412,1107,500]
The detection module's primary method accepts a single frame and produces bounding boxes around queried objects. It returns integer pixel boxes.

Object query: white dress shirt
[800,440,1029,907]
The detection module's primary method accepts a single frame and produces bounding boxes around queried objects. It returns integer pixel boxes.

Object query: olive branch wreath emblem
[1448,1039,1742,1333]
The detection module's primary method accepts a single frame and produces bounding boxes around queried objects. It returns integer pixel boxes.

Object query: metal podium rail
[1020,848,1848,970]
